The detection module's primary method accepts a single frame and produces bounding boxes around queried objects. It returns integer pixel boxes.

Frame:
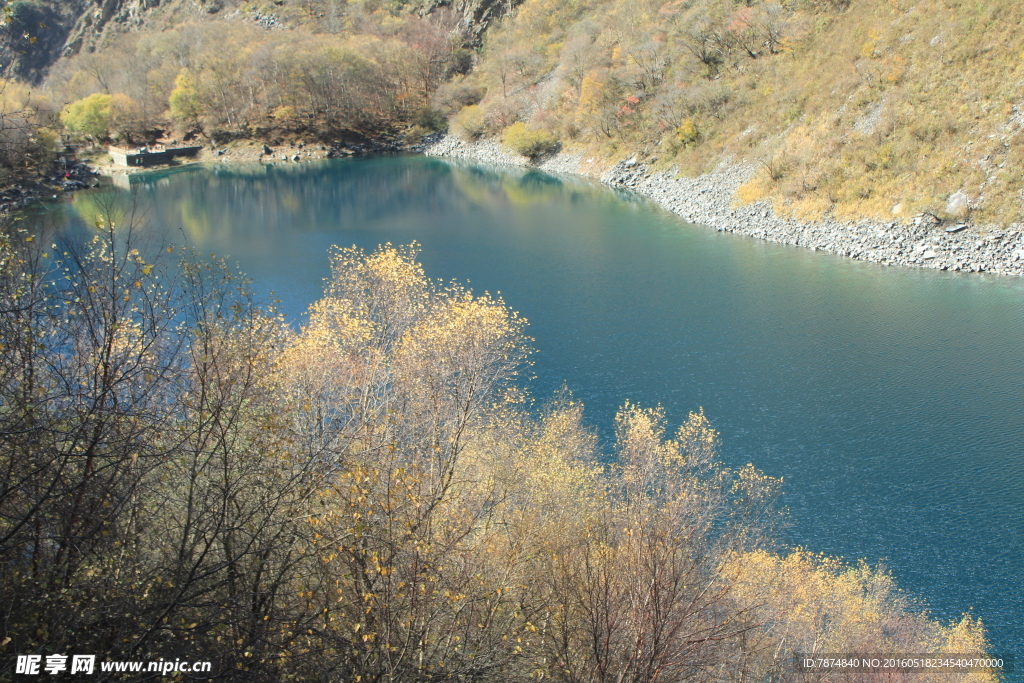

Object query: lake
[42,154,1024,667]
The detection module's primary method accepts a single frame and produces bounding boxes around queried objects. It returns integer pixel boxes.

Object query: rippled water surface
[43,156,1024,666]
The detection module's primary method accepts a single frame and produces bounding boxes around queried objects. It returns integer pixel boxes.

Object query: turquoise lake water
[44,155,1024,667]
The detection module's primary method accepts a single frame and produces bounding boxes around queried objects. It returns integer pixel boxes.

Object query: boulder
[946,190,969,218]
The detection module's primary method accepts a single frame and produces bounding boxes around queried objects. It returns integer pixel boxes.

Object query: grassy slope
[457,0,1024,226]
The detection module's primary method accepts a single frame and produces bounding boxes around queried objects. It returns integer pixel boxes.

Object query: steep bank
[449,0,1024,228]
[425,135,1024,277]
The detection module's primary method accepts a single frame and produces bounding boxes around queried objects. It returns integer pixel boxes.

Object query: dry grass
[465,0,1024,225]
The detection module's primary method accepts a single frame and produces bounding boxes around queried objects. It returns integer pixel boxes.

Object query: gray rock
[946,190,969,218]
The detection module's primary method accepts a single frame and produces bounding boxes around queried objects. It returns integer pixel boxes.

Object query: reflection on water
[31,155,1024,667]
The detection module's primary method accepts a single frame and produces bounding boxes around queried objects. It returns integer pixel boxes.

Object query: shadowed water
[38,155,1024,668]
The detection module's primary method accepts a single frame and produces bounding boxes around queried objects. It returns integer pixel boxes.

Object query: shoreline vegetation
[0,225,997,680]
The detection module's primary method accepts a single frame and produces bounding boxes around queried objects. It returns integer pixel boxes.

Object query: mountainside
[2,0,203,83]
[1,0,515,85]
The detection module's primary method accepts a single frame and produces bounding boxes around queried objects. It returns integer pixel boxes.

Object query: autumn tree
[536,405,782,683]
[60,92,115,141]
[0,226,997,681]
[168,69,202,130]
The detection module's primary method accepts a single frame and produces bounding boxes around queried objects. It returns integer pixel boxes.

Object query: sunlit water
[36,156,1024,668]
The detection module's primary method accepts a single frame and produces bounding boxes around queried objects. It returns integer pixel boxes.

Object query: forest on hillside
[0,0,475,186]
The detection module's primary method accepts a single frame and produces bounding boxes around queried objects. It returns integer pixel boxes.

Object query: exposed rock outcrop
[0,0,90,83]
[419,0,522,44]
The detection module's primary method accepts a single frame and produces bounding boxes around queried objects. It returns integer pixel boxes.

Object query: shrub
[415,108,448,133]
[0,80,55,172]
[451,104,487,140]
[677,118,700,145]
[431,81,485,114]
[484,96,524,130]
[502,121,560,160]
[272,105,299,123]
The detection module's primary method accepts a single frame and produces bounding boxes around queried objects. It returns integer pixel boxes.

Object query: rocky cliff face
[421,0,517,44]
[61,0,165,57]
[1,0,230,83]
[1,0,89,83]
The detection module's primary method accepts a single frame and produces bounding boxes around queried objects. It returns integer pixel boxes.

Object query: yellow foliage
[0,234,1001,680]
[736,178,769,205]
[578,72,609,112]
[676,118,699,145]
[272,105,299,121]
[463,0,1024,223]
[168,69,202,127]
[501,121,559,159]
[60,93,114,140]
[723,549,997,683]
[451,103,487,140]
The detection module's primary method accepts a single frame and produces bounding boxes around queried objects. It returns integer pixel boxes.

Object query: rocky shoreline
[0,159,100,213]
[424,135,1024,278]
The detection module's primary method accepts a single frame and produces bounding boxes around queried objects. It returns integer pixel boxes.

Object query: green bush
[416,108,449,133]
[60,93,114,142]
[501,122,559,159]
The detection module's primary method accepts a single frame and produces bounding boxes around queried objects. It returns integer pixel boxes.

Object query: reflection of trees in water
[42,157,658,260]
[69,159,635,242]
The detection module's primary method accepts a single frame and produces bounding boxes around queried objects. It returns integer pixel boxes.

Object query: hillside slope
[1,0,216,83]
[455,0,1024,226]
